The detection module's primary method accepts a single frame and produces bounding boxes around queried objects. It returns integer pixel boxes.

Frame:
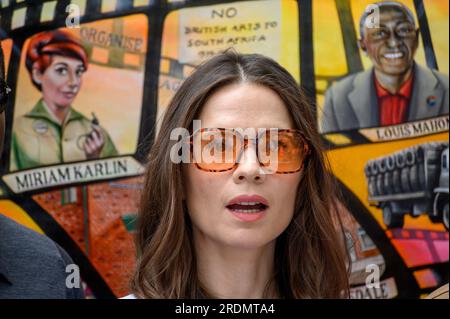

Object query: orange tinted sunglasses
[187,128,310,174]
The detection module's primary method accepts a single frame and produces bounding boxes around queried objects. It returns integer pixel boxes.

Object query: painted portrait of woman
[10,29,118,171]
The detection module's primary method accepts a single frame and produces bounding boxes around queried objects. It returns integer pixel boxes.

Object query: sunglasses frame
[186,127,311,174]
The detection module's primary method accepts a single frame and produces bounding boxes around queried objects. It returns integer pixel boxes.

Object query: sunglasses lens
[193,129,240,172]
[258,130,307,173]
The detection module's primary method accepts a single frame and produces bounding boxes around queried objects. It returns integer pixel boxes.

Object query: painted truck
[364,142,449,230]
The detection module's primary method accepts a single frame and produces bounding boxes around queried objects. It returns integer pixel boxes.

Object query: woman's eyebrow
[53,62,68,67]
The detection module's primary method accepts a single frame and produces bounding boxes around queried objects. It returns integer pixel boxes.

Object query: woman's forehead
[198,82,294,129]
[50,55,84,67]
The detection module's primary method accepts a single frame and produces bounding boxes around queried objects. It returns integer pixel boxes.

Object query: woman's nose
[232,144,266,184]
[67,71,79,87]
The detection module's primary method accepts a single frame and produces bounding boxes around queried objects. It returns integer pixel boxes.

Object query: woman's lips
[226,194,269,222]
[62,92,76,99]
[226,194,269,206]
[227,208,267,222]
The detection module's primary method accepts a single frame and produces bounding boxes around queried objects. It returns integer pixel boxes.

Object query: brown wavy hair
[131,50,350,298]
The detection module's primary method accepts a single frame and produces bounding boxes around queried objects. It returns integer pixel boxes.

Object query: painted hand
[83,124,105,159]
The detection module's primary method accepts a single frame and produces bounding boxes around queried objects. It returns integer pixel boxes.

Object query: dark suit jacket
[320,63,449,133]
[0,213,84,298]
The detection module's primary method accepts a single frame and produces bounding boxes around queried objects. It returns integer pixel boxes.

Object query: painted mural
[0,0,448,298]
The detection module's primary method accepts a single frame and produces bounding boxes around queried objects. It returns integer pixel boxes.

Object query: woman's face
[33,55,85,108]
[183,83,303,250]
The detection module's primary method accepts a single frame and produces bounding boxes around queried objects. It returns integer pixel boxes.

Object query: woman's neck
[193,231,278,299]
[42,97,70,125]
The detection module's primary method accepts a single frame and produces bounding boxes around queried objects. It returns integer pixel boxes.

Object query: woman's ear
[32,66,43,86]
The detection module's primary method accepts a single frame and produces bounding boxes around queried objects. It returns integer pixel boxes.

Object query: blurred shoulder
[0,213,84,298]
[0,213,56,253]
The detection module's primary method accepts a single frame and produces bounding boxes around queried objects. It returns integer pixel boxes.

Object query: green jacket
[10,99,118,171]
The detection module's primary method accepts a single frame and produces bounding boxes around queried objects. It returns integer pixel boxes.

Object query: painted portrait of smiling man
[320,1,449,133]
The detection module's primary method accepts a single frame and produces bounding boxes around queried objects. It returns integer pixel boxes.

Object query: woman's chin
[55,99,74,108]
[220,235,273,251]
[58,94,78,105]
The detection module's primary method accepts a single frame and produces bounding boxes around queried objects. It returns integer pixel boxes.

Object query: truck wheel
[383,205,404,229]
[443,203,449,231]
